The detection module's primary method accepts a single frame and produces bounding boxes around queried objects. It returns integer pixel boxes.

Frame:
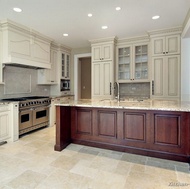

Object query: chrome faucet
[114,82,120,101]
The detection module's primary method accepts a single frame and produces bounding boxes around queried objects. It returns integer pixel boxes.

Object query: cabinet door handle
[152,80,154,95]
[110,82,112,95]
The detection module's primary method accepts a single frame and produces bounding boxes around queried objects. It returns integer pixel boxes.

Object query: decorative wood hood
[0,19,53,69]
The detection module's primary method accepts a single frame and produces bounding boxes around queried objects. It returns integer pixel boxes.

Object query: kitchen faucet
[114,82,120,101]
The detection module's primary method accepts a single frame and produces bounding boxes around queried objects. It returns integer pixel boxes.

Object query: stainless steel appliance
[60,79,70,91]
[1,96,51,135]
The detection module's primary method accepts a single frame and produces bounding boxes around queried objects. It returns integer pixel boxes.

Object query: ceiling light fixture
[63,33,68,37]
[152,15,160,20]
[102,26,108,29]
[116,7,121,11]
[13,7,22,12]
[88,13,92,17]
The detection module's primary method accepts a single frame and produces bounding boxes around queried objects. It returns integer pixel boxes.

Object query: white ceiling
[0,0,190,48]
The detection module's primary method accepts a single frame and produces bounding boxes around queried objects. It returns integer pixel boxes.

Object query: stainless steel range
[2,96,51,135]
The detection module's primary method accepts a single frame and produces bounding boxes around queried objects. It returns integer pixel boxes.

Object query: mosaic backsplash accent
[0,66,50,99]
[119,82,150,99]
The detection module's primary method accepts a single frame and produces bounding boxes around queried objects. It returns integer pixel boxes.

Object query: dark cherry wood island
[54,99,190,163]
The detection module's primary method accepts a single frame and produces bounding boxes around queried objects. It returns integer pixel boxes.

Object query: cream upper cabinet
[61,52,70,79]
[152,55,180,99]
[92,61,113,99]
[90,37,116,99]
[37,47,58,85]
[152,34,180,56]
[0,19,52,69]
[117,43,149,82]
[92,43,113,62]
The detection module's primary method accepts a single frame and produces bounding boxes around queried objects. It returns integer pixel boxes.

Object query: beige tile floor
[0,126,189,189]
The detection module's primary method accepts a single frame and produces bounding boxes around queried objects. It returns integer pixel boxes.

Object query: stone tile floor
[0,126,189,189]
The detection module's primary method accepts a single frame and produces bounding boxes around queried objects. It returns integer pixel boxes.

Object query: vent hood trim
[3,63,45,70]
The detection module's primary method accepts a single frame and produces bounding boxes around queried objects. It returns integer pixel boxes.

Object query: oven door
[19,108,33,131]
[33,106,49,126]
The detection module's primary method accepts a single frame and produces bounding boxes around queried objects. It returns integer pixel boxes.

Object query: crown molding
[89,36,117,44]
[148,26,182,36]
[117,35,150,45]
[0,19,53,43]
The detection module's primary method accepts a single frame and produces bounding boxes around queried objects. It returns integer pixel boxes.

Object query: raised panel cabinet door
[75,109,92,135]
[50,49,58,82]
[152,112,188,154]
[92,46,101,61]
[102,44,112,61]
[152,57,164,97]
[123,112,146,142]
[92,63,101,96]
[166,55,180,97]
[97,110,117,138]
[0,111,10,140]
[102,62,112,97]
[166,35,180,55]
[152,37,165,56]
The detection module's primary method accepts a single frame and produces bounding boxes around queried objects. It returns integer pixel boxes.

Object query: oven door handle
[19,108,34,112]
[33,106,49,111]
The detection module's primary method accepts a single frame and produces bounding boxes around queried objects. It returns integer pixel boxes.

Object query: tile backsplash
[0,66,50,99]
[119,82,150,99]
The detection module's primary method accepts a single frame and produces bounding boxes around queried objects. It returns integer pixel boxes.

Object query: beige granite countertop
[54,99,190,112]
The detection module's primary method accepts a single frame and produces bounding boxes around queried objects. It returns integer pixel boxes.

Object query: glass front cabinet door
[118,46,132,80]
[134,45,148,80]
[117,44,149,82]
[61,53,70,79]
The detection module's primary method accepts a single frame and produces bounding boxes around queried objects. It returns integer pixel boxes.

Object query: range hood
[3,63,45,70]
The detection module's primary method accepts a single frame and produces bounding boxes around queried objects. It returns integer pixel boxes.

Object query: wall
[0,66,50,99]
[80,57,91,99]
[181,38,190,101]
[71,47,91,94]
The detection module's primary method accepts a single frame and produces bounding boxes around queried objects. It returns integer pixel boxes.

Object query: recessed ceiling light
[152,15,160,20]
[88,13,92,17]
[116,7,121,11]
[102,26,108,30]
[63,33,68,37]
[13,7,22,12]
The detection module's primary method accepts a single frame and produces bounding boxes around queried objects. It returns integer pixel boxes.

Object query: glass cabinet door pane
[66,55,70,78]
[134,45,148,80]
[62,54,65,77]
[118,47,131,80]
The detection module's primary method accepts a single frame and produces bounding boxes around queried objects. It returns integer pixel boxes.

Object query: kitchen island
[54,99,190,163]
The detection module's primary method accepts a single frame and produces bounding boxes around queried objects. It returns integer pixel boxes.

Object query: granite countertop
[50,95,74,99]
[54,99,190,112]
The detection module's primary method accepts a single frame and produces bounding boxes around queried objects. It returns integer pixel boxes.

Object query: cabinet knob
[163,52,165,54]
[166,52,168,54]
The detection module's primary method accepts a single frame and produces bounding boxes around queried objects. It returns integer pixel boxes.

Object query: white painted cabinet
[61,53,70,79]
[0,19,52,69]
[92,61,113,99]
[152,55,180,99]
[37,47,58,85]
[0,105,11,141]
[117,43,149,82]
[150,29,181,99]
[152,35,180,56]
[90,37,115,99]
[92,44,113,62]
[50,96,74,127]
[50,45,71,96]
